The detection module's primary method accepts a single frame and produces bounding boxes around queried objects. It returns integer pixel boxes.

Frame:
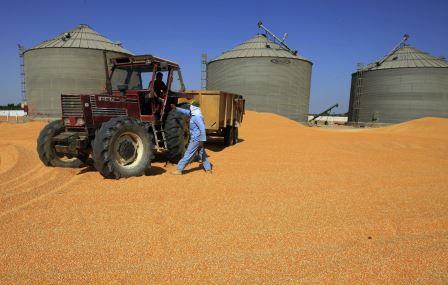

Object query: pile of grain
[1,112,447,283]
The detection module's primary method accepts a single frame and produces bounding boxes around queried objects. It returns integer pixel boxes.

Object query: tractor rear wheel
[165,108,189,163]
[92,117,153,179]
[37,120,86,168]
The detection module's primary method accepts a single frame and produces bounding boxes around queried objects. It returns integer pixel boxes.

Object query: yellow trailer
[182,90,245,145]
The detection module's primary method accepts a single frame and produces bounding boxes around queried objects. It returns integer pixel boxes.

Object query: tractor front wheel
[37,120,86,168]
[92,117,153,179]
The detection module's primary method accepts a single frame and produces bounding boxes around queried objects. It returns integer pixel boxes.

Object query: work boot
[205,170,213,174]
[171,169,182,175]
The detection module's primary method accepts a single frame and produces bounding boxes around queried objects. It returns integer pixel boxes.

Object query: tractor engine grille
[61,95,83,116]
[90,96,127,116]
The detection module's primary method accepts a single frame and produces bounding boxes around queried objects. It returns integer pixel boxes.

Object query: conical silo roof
[210,34,311,63]
[364,44,448,71]
[26,24,133,54]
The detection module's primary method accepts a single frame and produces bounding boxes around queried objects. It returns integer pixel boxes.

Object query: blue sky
[0,0,447,112]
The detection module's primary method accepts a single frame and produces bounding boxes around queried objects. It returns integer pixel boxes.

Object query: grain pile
[1,112,447,283]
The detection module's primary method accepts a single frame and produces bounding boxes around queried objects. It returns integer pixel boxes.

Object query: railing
[0,110,27,122]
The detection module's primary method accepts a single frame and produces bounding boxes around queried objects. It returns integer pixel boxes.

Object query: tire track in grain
[0,170,80,219]
[0,144,19,175]
[0,144,41,189]
[1,167,57,197]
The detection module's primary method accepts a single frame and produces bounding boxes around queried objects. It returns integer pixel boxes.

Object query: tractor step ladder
[151,123,167,151]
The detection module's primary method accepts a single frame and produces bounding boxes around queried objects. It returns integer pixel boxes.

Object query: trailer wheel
[232,127,239,145]
[37,120,85,168]
[165,108,189,163]
[224,125,235,146]
[92,117,153,179]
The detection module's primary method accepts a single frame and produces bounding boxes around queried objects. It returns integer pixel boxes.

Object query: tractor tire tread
[165,109,189,163]
[36,120,84,168]
[92,117,152,179]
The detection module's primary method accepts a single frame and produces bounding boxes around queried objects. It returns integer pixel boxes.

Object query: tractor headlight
[64,118,70,125]
[75,118,85,126]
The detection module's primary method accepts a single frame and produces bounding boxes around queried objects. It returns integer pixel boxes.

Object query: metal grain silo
[207,33,312,122]
[348,37,448,123]
[23,24,133,117]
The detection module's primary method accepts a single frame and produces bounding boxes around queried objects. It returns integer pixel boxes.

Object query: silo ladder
[353,68,364,122]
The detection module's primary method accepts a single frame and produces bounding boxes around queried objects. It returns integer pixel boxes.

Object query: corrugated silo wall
[207,57,312,122]
[349,68,448,123]
[347,73,357,123]
[24,48,129,117]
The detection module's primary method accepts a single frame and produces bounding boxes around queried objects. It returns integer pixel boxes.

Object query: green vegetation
[0,103,21,110]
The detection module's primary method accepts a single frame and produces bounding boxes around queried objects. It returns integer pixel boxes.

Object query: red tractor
[37,54,192,179]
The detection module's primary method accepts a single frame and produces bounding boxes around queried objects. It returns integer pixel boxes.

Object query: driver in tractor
[152,72,167,102]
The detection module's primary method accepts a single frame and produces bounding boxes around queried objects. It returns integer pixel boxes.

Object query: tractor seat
[138,92,151,115]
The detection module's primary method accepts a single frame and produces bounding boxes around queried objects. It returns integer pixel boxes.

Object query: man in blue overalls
[170,101,213,175]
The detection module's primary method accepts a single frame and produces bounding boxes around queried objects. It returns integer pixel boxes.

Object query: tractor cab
[107,55,187,121]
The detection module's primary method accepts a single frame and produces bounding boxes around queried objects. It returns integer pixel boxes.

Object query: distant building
[23,24,133,117]
[207,33,312,122]
[349,39,448,123]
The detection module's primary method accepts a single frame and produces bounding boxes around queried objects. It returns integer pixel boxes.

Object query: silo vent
[61,32,71,41]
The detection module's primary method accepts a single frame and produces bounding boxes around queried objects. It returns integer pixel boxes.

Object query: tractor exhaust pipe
[103,51,112,95]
